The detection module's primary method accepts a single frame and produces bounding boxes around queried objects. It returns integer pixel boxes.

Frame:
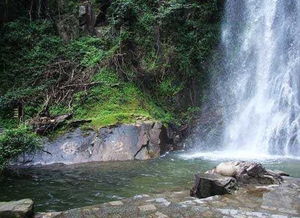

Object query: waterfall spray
[183,0,300,159]
[221,0,300,157]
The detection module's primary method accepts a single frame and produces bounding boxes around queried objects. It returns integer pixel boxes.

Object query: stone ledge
[0,199,34,218]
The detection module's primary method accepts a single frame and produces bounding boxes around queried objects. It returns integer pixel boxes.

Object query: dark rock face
[191,161,285,199]
[0,199,34,218]
[190,173,237,198]
[14,121,173,166]
[79,2,96,34]
[95,0,112,26]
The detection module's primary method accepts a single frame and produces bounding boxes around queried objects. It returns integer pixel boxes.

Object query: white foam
[179,150,300,162]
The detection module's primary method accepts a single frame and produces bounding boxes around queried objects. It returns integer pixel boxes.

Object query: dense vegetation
[0,0,223,169]
[0,126,40,171]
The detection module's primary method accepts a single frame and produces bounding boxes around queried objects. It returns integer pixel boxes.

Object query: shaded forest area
[0,0,223,168]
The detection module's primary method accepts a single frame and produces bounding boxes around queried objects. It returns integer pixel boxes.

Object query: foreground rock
[190,173,237,198]
[35,176,300,218]
[191,161,285,199]
[0,199,34,218]
[14,121,175,166]
[209,161,283,184]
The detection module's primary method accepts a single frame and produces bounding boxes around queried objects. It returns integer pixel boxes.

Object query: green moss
[49,105,72,116]
[72,68,174,128]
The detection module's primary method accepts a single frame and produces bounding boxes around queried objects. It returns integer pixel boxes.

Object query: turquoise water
[0,151,299,212]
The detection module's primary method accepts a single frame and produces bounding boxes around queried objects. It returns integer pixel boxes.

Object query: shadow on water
[0,151,299,212]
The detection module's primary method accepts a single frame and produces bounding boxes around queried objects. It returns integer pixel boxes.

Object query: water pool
[0,151,299,212]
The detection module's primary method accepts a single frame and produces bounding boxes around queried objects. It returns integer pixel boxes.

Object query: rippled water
[0,152,300,212]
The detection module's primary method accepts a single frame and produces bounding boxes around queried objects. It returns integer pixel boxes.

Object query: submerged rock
[0,199,34,218]
[13,122,174,166]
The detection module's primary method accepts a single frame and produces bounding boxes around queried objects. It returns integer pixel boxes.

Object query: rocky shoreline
[1,162,299,218]
[2,176,298,218]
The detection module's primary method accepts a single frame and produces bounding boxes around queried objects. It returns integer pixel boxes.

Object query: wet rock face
[191,161,285,199]
[0,199,34,218]
[14,122,173,166]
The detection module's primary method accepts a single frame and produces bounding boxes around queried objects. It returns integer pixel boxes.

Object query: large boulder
[13,121,173,166]
[191,161,286,199]
[0,199,34,218]
[190,173,237,198]
[207,161,283,185]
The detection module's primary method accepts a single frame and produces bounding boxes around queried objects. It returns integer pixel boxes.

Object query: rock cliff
[14,121,175,166]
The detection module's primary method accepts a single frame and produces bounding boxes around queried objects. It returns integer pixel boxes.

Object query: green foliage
[0,125,40,170]
[104,0,222,116]
[0,0,224,176]
[73,68,174,128]
[65,37,108,67]
[0,119,19,130]
[0,86,46,108]
[0,19,57,93]
[158,77,184,96]
[108,0,138,27]
[49,105,71,117]
[181,106,200,123]
[0,0,222,134]
[0,20,111,118]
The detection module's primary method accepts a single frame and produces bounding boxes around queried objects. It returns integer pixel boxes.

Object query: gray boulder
[14,121,172,166]
[191,161,286,199]
[0,199,34,218]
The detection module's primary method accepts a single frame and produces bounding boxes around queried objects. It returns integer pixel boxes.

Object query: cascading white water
[221,0,300,157]
[182,0,300,160]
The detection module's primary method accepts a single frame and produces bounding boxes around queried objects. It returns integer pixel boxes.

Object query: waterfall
[221,0,300,157]
[183,0,300,159]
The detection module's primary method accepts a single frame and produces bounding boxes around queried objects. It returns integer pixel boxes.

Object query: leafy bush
[0,126,40,170]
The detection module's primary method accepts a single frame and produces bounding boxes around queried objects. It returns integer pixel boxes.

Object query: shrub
[0,126,41,170]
